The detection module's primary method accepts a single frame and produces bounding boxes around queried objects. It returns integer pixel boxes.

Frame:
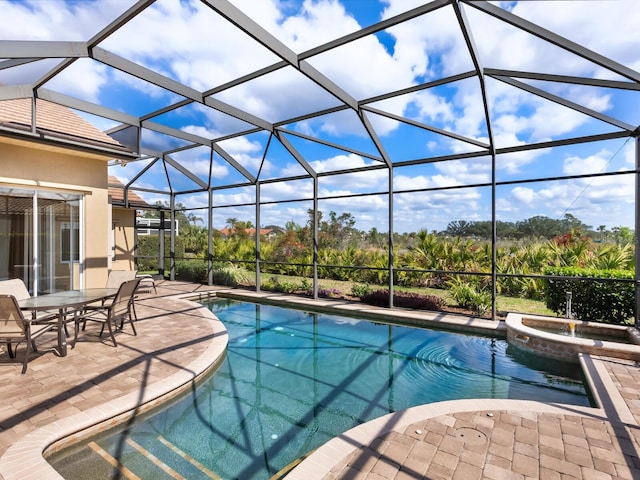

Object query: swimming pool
[50,299,589,479]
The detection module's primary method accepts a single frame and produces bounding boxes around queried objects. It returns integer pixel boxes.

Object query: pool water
[50,299,589,480]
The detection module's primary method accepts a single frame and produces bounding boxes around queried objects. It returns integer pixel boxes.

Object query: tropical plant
[588,243,633,270]
[447,276,492,316]
[214,263,253,286]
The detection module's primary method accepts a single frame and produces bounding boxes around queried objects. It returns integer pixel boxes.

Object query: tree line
[137,202,636,320]
[140,201,635,256]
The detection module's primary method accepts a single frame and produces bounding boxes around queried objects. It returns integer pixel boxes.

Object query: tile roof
[108,176,150,207]
[0,98,130,153]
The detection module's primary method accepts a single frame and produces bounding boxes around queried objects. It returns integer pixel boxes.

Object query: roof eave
[0,126,138,161]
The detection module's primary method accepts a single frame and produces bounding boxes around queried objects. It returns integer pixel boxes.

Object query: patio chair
[0,279,31,301]
[74,278,141,347]
[0,278,58,324]
[106,270,138,289]
[83,269,138,312]
[0,294,56,374]
[136,274,157,295]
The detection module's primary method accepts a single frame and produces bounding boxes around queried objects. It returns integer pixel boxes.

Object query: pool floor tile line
[0,282,639,480]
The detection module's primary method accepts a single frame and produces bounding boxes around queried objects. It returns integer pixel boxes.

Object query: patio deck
[0,281,639,479]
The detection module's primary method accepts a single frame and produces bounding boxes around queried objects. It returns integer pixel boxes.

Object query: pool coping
[0,289,630,480]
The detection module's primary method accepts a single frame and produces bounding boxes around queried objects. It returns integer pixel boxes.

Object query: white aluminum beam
[0,40,88,59]
[0,58,40,71]
[484,69,640,91]
[0,85,34,101]
[37,88,140,126]
[494,75,636,132]
[91,47,202,102]
[466,1,640,83]
[362,105,490,149]
[142,120,211,147]
[164,154,210,190]
[274,131,317,179]
[212,144,256,183]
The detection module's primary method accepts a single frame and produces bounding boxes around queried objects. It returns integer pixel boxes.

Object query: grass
[258,273,556,318]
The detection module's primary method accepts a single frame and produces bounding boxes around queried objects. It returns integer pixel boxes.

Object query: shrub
[360,289,445,311]
[175,259,208,283]
[262,276,300,293]
[350,283,372,298]
[544,267,634,324]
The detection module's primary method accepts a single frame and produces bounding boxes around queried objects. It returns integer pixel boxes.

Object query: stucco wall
[0,138,111,288]
[112,207,136,271]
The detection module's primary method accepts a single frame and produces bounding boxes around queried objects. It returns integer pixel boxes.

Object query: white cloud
[510,186,536,205]
[0,0,127,40]
[563,150,609,176]
[311,152,373,172]
[261,180,314,203]
[413,90,456,124]
[492,133,550,174]
[499,171,635,229]
[277,0,363,51]
[512,0,640,73]
[45,60,109,104]
[318,167,387,190]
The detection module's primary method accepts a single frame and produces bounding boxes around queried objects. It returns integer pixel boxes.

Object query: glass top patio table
[19,288,118,356]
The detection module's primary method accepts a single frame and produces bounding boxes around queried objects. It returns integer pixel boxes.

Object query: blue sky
[1,0,639,233]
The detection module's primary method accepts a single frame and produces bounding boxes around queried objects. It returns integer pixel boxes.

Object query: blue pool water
[51,299,589,479]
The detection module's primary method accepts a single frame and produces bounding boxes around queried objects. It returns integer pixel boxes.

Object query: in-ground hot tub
[506,313,640,362]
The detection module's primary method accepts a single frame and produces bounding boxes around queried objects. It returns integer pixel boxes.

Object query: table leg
[58,307,67,356]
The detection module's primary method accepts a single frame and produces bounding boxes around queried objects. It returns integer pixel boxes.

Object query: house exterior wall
[0,137,111,288]
[111,207,136,271]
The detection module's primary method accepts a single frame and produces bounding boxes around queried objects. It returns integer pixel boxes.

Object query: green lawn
[259,273,556,318]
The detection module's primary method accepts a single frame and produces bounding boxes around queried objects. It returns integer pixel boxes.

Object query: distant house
[0,98,135,292]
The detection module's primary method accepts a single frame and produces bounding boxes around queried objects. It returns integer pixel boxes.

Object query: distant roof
[108,176,149,208]
[0,98,132,156]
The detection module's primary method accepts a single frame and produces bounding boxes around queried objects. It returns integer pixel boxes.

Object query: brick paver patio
[0,281,639,480]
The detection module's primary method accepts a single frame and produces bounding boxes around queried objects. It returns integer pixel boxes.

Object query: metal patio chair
[0,294,56,374]
[83,270,137,309]
[74,278,141,347]
[0,278,59,324]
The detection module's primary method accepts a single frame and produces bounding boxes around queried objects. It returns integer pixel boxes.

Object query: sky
[1,0,639,234]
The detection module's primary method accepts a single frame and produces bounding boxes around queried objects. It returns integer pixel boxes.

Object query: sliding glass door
[0,188,83,294]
